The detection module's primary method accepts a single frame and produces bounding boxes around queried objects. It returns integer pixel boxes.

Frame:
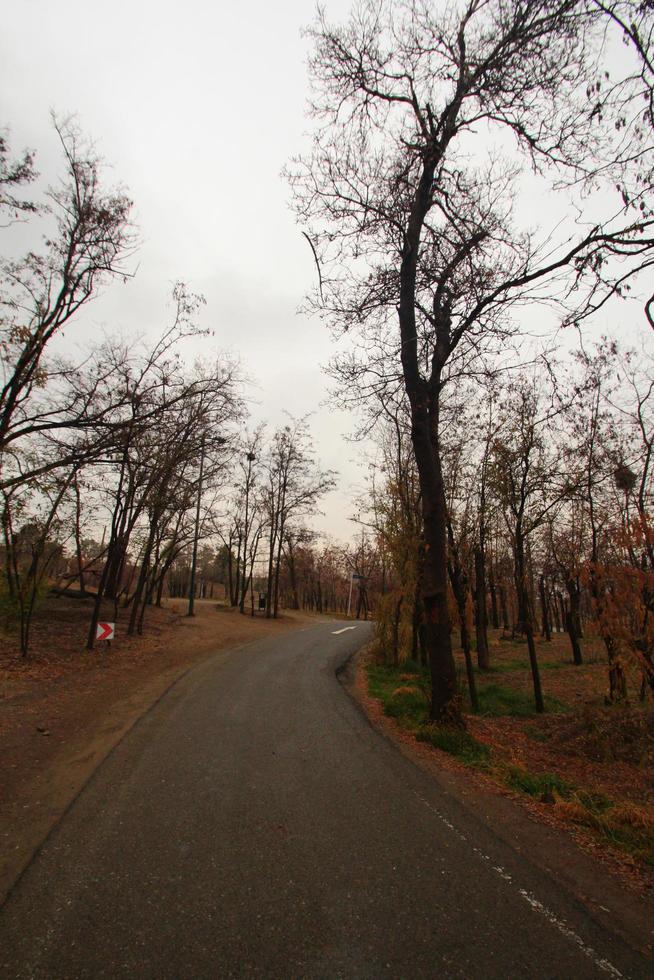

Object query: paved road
[0,621,650,978]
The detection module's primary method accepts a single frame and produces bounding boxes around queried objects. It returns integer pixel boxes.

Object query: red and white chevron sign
[96,622,115,642]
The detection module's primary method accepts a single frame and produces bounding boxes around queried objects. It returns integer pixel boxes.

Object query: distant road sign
[96,622,115,642]
[352,573,365,580]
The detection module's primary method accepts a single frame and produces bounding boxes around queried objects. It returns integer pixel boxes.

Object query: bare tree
[0,116,134,466]
[489,374,577,711]
[263,418,336,618]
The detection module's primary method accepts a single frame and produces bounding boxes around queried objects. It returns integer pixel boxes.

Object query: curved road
[0,621,650,978]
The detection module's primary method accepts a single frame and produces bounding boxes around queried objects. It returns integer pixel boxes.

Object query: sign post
[95,621,115,645]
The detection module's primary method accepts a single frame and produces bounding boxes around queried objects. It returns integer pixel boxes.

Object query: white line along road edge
[332,627,358,635]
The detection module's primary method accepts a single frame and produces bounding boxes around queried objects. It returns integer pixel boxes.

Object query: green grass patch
[506,766,574,798]
[575,790,612,816]
[591,813,654,867]
[367,661,491,766]
[502,767,654,864]
[504,766,612,811]
[367,662,430,730]
[470,682,567,718]
[417,725,492,767]
[559,798,654,867]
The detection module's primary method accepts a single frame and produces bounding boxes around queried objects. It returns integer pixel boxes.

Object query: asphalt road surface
[0,621,650,978]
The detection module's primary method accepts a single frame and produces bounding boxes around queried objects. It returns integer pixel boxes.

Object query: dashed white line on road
[414,794,623,978]
[332,627,358,635]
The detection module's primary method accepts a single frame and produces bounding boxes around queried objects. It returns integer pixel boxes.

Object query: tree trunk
[558,591,567,635]
[128,523,157,635]
[286,538,300,610]
[565,578,583,665]
[499,584,510,631]
[73,473,86,594]
[539,574,552,641]
[233,534,242,609]
[515,531,544,712]
[488,561,499,630]
[525,618,545,713]
[409,404,459,724]
[395,140,462,725]
[265,516,277,618]
[273,518,285,619]
[588,567,626,700]
[474,546,490,670]
[392,595,403,665]
[551,593,562,632]
[447,557,479,713]
[227,539,235,606]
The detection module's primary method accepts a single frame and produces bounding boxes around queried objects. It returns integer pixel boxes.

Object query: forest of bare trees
[0,117,358,658]
[357,346,653,709]
[288,0,654,724]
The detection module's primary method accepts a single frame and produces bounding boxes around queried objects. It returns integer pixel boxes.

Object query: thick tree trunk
[273,520,285,619]
[286,539,300,611]
[410,406,459,723]
[227,541,235,606]
[233,535,242,609]
[265,518,276,618]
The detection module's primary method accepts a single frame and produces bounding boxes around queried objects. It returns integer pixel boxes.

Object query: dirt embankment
[0,597,311,905]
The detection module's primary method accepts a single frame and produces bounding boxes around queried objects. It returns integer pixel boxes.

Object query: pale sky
[2,1,650,542]
[1,0,362,542]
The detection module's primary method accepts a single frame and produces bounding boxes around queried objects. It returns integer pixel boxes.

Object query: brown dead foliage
[461,630,654,812]
[360,628,654,892]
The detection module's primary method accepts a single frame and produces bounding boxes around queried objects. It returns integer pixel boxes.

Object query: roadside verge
[340,643,654,961]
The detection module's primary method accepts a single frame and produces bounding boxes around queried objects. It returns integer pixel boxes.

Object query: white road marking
[415,795,623,978]
[332,626,358,635]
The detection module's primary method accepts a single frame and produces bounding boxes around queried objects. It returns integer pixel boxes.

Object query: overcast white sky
[1,0,365,541]
[2,1,650,543]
